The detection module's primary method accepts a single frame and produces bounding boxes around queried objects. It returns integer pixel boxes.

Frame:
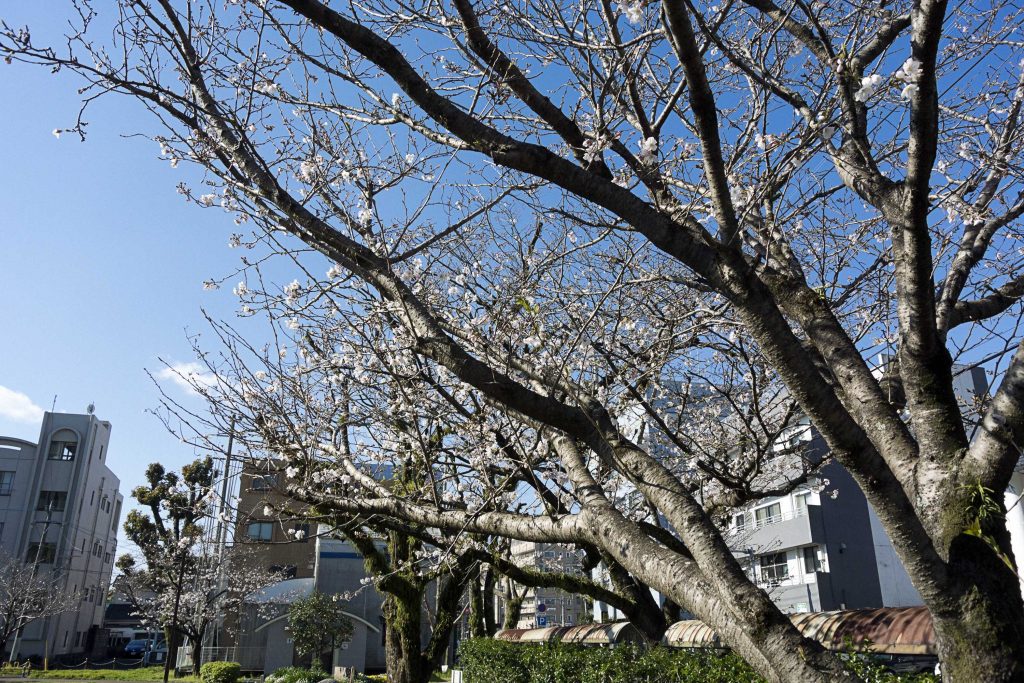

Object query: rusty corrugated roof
[500,607,936,656]
[561,622,647,645]
[494,628,531,642]
[663,608,935,655]
[517,626,573,643]
[789,607,935,655]
[662,620,723,648]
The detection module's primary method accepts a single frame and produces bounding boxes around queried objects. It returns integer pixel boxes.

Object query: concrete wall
[314,537,387,674]
[867,505,922,607]
[813,460,884,610]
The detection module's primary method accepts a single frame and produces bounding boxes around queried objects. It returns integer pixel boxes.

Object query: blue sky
[0,4,258,544]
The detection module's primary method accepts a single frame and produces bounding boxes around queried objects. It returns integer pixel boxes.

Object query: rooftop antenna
[51,395,57,412]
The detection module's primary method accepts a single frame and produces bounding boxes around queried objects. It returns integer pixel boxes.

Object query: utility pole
[9,502,55,664]
[211,418,235,652]
[215,417,236,559]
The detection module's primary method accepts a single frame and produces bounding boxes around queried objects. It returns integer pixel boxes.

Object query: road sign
[537,602,547,612]
[537,616,547,627]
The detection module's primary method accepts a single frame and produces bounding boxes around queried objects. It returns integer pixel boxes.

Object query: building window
[0,472,13,496]
[754,502,782,527]
[270,564,297,579]
[47,431,78,460]
[112,500,122,531]
[759,552,789,583]
[252,474,278,491]
[37,491,68,512]
[27,542,56,564]
[246,522,273,541]
[732,512,747,533]
[803,546,822,574]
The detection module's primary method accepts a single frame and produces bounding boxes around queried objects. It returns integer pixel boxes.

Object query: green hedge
[200,662,241,683]
[265,666,328,683]
[456,639,938,683]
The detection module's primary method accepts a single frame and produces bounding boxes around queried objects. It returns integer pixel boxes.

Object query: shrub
[456,639,939,683]
[266,666,326,683]
[201,662,241,683]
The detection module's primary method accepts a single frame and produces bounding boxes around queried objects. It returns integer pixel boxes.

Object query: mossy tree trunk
[481,569,497,636]
[382,590,427,683]
[467,572,486,638]
[924,486,1024,681]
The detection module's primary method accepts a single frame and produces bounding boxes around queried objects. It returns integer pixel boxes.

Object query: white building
[497,540,591,628]
[0,411,123,660]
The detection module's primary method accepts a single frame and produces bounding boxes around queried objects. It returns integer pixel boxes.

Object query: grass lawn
[15,667,196,682]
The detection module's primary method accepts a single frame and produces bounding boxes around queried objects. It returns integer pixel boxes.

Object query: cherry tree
[162,327,688,683]
[0,550,77,662]
[4,0,1024,680]
[119,458,281,677]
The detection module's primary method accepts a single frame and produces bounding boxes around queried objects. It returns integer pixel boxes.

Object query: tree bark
[467,575,485,638]
[192,627,205,677]
[926,491,1024,682]
[382,592,426,683]
[502,590,524,630]
[481,569,497,636]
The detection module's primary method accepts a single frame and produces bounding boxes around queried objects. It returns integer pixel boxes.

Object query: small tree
[0,550,77,661]
[287,591,354,672]
[120,458,280,679]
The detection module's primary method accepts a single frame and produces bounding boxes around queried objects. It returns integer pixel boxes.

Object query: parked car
[123,639,161,657]
[143,642,168,665]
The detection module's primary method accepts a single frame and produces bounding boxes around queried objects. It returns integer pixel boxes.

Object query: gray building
[499,541,590,628]
[723,432,915,613]
[234,534,393,676]
[0,411,123,659]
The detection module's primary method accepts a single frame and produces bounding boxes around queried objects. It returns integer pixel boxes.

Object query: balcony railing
[732,505,810,535]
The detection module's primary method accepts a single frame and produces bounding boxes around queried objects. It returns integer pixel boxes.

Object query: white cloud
[0,386,44,423]
[156,362,218,396]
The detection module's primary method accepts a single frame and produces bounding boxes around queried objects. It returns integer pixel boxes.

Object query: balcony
[730,505,822,552]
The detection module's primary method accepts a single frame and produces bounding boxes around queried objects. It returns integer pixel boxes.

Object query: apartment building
[721,431,917,613]
[497,541,591,628]
[719,365,991,613]
[233,462,315,579]
[0,410,123,659]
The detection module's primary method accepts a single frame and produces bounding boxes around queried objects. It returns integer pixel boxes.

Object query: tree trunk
[163,626,179,683]
[502,591,524,630]
[662,598,682,625]
[467,576,485,638]
[929,523,1024,681]
[481,569,497,636]
[317,650,332,674]
[382,593,427,683]
[192,627,205,677]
